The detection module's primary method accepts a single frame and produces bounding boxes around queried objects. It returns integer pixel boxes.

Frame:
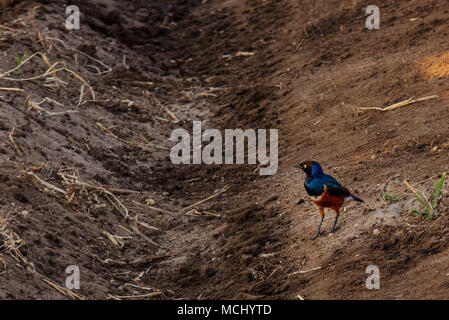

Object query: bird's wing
[322,174,351,198]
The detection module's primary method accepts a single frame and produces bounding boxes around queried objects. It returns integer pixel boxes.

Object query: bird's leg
[331,208,340,234]
[312,206,325,240]
[312,217,324,240]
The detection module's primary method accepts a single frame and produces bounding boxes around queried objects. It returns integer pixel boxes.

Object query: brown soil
[0,0,449,299]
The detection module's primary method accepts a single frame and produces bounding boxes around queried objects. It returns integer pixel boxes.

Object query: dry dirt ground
[0,0,449,300]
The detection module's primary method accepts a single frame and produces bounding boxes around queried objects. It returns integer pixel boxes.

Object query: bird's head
[294,160,323,177]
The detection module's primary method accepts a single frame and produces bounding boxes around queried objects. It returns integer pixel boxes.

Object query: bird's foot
[312,232,322,240]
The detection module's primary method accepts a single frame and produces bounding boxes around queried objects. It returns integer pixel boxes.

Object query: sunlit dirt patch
[420,51,449,79]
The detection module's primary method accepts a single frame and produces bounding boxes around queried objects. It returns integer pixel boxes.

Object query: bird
[295,160,364,240]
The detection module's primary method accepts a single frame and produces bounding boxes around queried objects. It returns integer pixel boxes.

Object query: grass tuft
[380,192,403,202]
[404,173,446,220]
[15,52,27,74]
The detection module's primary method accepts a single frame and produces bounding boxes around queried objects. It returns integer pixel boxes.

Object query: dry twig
[357,95,438,112]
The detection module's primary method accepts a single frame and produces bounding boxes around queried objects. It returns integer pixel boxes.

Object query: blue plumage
[304,163,351,199]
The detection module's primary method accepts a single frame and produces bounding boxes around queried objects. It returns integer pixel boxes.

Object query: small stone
[145,197,156,206]
[373,229,380,236]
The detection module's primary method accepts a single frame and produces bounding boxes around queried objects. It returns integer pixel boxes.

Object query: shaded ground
[0,0,448,299]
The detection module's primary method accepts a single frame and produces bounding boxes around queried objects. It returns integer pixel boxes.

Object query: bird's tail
[351,194,364,202]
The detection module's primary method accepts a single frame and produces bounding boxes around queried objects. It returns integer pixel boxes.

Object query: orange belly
[312,186,344,211]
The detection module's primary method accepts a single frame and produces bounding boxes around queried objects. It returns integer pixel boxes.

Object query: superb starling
[295,160,364,239]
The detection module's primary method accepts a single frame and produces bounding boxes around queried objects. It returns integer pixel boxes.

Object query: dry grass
[0,208,86,299]
[0,87,24,92]
[287,266,322,277]
[181,186,228,212]
[357,95,438,112]
[8,127,24,153]
[14,166,167,298]
[40,276,85,300]
[0,5,193,299]
[18,166,160,248]
[103,230,132,248]
[0,43,104,130]
[107,291,163,300]
[26,96,78,117]
[0,210,29,268]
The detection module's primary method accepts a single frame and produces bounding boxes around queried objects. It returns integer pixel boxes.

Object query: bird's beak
[294,164,302,168]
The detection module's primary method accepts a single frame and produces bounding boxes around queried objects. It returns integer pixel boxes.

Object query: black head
[294,160,319,176]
